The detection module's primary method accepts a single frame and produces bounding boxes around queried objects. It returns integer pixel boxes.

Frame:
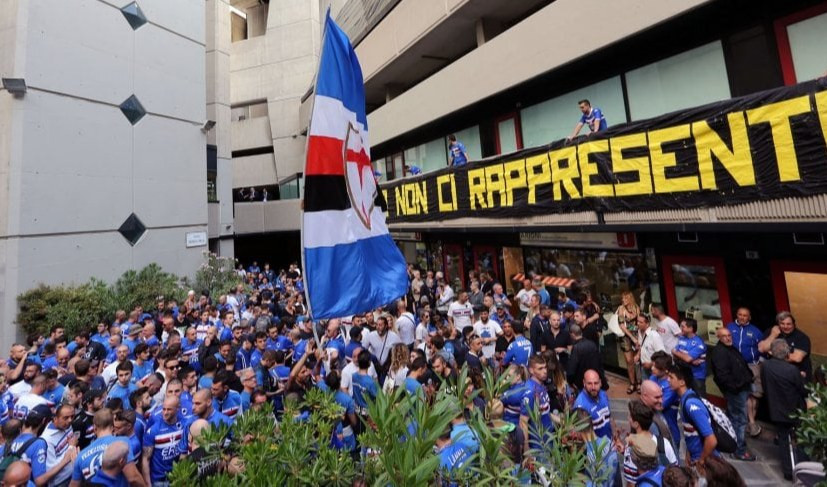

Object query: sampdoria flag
[302,13,408,320]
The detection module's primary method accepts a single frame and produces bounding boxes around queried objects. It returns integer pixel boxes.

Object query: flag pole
[300,7,332,348]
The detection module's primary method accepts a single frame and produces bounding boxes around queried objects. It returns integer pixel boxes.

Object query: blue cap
[140,313,153,322]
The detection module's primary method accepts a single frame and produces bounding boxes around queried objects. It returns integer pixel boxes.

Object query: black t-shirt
[781,328,812,380]
[495,335,515,354]
[83,341,107,364]
[72,410,95,449]
[548,328,572,368]
[188,447,221,479]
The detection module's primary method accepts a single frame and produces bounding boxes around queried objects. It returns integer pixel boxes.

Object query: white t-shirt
[515,289,536,312]
[101,360,121,389]
[8,380,32,401]
[364,330,401,364]
[396,312,416,346]
[13,393,48,420]
[341,362,377,396]
[473,320,503,359]
[415,323,430,346]
[655,316,681,353]
[448,301,474,330]
[639,327,665,365]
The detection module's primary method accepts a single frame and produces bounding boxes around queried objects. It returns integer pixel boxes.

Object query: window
[775,6,827,84]
[495,114,523,155]
[520,76,626,148]
[625,41,731,121]
[279,176,303,200]
[231,101,268,122]
[207,177,218,203]
[404,138,447,174]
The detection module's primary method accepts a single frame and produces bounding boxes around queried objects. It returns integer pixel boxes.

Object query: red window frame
[773,2,827,85]
[661,255,733,326]
[494,112,524,155]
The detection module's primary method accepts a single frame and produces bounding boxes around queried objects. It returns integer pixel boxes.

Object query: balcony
[234,199,301,235]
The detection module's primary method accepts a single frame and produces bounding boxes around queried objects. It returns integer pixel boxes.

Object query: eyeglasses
[167,364,180,370]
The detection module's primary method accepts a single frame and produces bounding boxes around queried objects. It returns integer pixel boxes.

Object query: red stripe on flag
[306,135,372,177]
[306,136,345,176]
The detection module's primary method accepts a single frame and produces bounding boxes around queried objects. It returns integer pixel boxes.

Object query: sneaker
[747,423,762,437]
[731,451,757,462]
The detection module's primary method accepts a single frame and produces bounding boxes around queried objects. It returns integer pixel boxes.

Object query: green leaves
[794,365,827,472]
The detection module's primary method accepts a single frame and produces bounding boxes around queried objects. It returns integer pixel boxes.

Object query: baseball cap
[495,303,505,309]
[140,313,153,322]
[29,404,53,423]
[628,433,657,460]
[128,324,143,336]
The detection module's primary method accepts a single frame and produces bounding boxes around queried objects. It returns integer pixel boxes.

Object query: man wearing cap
[625,431,668,486]
[622,399,676,484]
[490,303,513,325]
[122,326,142,360]
[41,403,78,487]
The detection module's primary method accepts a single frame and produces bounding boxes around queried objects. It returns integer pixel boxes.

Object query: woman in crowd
[617,290,641,394]
[384,344,410,393]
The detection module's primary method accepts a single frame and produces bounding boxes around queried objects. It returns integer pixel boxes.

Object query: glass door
[662,256,733,341]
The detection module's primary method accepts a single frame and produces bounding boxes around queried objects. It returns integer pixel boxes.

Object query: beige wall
[365,0,711,146]
[234,200,301,233]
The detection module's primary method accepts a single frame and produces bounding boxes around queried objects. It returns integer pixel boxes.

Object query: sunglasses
[167,364,181,369]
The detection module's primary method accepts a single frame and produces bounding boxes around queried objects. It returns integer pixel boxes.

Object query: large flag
[302,12,408,320]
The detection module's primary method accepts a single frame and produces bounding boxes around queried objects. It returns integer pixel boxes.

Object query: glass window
[279,178,300,200]
[787,11,827,82]
[521,77,626,148]
[625,41,731,120]
[404,138,447,174]
[392,153,404,181]
[451,126,482,162]
[373,160,386,183]
[496,117,520,154]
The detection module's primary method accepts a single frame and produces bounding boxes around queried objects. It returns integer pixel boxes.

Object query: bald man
[190,389,231,430]
[572,370,613,439]
[142,397,183,486]
[3,460,32,486]
[640,379,677,455]
[86,440,129,485]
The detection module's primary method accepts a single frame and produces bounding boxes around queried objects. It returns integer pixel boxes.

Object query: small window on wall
[521,76,626,148]
[625,41,731,120]
[383,153,405,181]
[775,6,827,84]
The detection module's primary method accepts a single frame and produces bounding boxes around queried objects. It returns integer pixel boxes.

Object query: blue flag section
[301,12,408,320]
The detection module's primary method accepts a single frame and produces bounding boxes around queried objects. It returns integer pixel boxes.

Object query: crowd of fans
[0,260,819,486]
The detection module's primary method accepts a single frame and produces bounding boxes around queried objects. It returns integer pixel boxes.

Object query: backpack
[681,390,737,453]
[0,436,43,478]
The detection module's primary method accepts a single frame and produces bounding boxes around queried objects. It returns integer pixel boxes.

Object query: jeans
[724,389,749,455]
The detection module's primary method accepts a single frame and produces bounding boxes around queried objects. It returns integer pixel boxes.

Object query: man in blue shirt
[351,350,378,416]
[403,358,427,398]
[107,362,137,410]
[42,369,64,406]
[725,306,763,437]
[435,428,473,485]
[4,406,66,487]
[503,321,533,367]
[266,323,292,353]
[648,352,681,447]
[142,396,184,486]
[71,408,141,487]
[573,369,613,440]
[86,439,131,487]
[668,363,718,467]
[448,134,469,167]
[210,371,243,419]
[672,318,707,396]
[521,355,554,452]
[567,99,607,140]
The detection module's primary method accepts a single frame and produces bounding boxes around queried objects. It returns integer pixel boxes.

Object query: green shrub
[17,263,187,337]
[187,252,243,300]
[795,365,827,473]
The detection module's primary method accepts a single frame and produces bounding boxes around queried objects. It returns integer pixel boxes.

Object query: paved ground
[604,372,788,485]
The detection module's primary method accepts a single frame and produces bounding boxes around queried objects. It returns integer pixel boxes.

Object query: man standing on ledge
[448,134,469,167]
[567,99,607,140]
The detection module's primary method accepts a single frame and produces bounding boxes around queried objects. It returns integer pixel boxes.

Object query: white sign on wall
[186,231,208,248]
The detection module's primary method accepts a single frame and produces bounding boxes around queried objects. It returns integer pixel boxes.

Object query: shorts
[748,362,763,398]
[620,335,638,353]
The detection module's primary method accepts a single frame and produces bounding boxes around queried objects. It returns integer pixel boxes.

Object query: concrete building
[0,0,231,344]
[228,0,827,381]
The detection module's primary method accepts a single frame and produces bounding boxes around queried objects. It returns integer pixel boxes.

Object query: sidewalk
[604,372,787,485]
